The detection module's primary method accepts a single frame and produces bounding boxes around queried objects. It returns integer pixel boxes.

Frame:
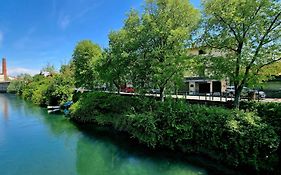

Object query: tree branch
[244,11,281,81]
[205,41,237,52]
[256,57,281,74]
[242,2,263,40]
[213,13,241,44]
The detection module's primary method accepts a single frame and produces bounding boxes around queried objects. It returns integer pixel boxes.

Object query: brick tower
[2,58,7,81]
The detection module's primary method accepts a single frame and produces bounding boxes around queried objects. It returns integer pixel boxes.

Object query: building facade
[0,58,10,92]
[183,77,227,95]
[183,48,227,95]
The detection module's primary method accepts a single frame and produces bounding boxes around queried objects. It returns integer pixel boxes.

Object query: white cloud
[0,31,3,48]
[8,67,39,76]
[58,15,70,30]
[57,2,101,30]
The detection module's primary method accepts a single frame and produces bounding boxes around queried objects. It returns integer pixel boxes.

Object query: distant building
[0,58,10,92]
[40,71,51,77]
[0,58,7,82]
[182,48,227,95]
[183,77,227,95]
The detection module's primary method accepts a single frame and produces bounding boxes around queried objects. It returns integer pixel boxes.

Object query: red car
[122,87,135,93]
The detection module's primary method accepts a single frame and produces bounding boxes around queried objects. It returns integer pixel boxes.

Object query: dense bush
[240,101,281,172]
[263,90,281,98]
[8,64,75,107]
[240,101,281,136]
[7,74,32,95]
[70,92,280,171]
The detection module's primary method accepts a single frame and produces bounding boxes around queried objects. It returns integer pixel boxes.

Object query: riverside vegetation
[7,0,281,174]
[70,92,280,173]
[7,64,75,107]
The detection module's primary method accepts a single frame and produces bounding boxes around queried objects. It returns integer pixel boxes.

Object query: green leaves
[201,0,281,107]
[8,62,75,106]
[97,0,200,100]
[72,40,102,89]
[70,92,280,171]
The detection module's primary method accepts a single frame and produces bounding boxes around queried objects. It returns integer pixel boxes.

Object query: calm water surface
[0,94,207,175]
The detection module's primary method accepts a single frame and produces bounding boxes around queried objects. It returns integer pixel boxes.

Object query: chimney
[2,58,7,81]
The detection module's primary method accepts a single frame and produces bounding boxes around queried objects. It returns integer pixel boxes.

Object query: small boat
[63,101,73,107]
[47,108,61,114]
[47,106,60,109]
[63,101,73,116]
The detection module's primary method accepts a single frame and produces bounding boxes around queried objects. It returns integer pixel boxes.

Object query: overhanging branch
[256,57,281,74]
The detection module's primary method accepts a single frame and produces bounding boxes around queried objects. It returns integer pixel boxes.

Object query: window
[199,50,206,55]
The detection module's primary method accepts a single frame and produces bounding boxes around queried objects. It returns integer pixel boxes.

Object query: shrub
[70,92,280,171]
[240,101,281,136]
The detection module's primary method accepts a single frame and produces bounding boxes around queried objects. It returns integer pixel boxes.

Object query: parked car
[149,89,160,94]
[121,87,135,93]
[225,86,266,99]
[249,90,266,99]
[225,86,235,96]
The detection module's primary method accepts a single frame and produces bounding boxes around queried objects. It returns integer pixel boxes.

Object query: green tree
[201,0,281,107]
[41,63,56,75]
[97,29,134,93]
[72,40,102,89]
[101,0,200,100]
[138,0,200,101]
[46,62,75,105]
[7,74,32,95]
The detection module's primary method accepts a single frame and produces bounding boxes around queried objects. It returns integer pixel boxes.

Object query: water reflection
[0,94,9,120]
[0,94,209,175]
[76,128,207,175]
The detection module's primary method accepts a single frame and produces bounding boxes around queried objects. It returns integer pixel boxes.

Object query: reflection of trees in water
[5,94,78,140]
[2,94,206,175]
[75,128,206,175]
[0,94,9,120]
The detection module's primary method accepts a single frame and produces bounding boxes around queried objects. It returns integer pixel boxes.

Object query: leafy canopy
[72,40,102,89]
[99,0,200,99]
[201,0,281,107]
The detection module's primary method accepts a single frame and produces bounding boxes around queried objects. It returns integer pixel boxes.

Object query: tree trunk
[160,87,165,102]
[113,81,120,94]
[234,85,243,108]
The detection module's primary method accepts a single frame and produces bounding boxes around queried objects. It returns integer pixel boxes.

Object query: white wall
[0,75,4,82]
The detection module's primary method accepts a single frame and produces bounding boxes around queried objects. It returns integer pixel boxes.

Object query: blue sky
[0,0,200,76]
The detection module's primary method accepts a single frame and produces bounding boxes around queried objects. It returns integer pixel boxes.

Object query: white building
[183,77,227,95]
[182,48,227,95]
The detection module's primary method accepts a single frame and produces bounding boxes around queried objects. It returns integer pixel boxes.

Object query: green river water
[0,94,211,175]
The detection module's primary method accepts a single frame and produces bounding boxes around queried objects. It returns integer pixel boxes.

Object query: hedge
[70,92,280,172]
[240,101,281,136]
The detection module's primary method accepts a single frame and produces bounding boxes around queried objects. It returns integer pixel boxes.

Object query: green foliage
[10,62,75,107]
[72,40,102,89]
[240,101,281,173]
[240,101,281,136]
[7,74,32,95]
[41,63,56,75]
[97,0,200,99]
[22,75,53,106]
[70,92,279,171]
[201,0,281,107]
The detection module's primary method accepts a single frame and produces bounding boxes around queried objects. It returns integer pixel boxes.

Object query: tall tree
[110,0,200,101]
[72,40,102,89]
[97,10,142,93]
[140,0,200,101]
[202,0,281,107]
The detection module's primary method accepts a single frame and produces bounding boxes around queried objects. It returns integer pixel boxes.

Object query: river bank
[75,123,255,175]
[69,92,280,174]
[3,91,280,174]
